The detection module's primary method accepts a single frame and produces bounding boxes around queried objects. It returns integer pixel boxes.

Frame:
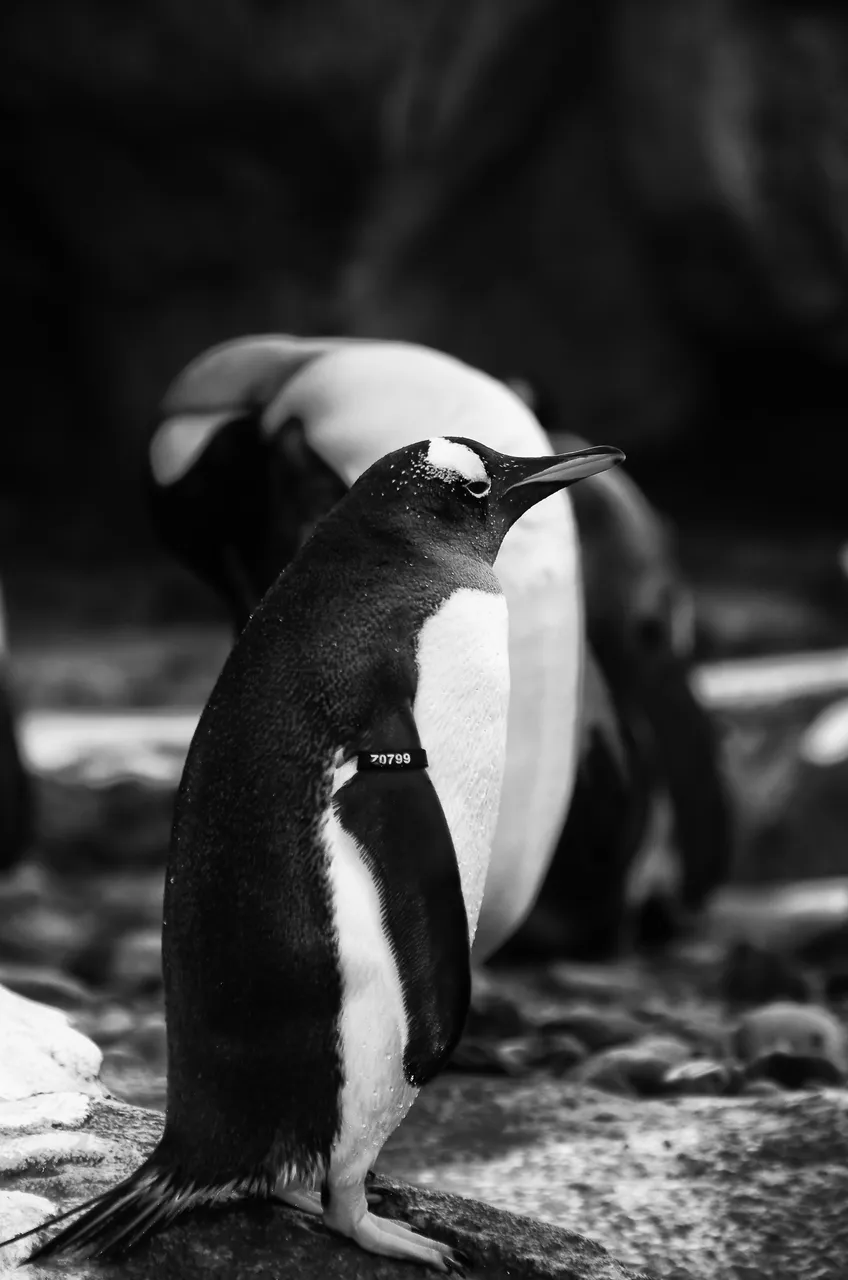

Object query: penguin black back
[147,409,347,632]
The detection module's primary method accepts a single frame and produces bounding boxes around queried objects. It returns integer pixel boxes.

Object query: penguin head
[343,435,625,561]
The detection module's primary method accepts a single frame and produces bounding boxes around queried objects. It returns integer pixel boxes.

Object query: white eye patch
[148,412,234,486]
[425,438,489,485]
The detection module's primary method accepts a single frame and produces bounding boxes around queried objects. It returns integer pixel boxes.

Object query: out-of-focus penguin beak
[498,445,626,523]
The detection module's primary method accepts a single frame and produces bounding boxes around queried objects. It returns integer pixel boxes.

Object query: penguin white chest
[473,493,583,960]
[412,588,511,943]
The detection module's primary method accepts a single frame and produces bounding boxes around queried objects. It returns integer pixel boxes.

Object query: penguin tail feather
[6,1160,209,1265]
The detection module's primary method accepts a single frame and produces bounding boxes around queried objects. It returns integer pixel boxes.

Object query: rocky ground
[4,816,848,1279]
[3,563,848,1277]
[3,958,848,1279]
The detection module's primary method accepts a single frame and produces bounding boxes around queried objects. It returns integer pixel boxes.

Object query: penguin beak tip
[503,444,626,495]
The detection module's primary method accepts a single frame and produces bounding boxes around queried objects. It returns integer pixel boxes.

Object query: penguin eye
[465,479,491,499]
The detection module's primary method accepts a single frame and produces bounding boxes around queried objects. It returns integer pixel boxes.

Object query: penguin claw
[375,1218,467,1272]
[326,1208,459,1271]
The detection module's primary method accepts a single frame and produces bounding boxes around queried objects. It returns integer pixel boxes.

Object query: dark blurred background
[4,0,848,652]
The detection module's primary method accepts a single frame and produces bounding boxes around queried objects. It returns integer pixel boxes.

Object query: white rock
[0,1190,56,1269]
[800,697,848,766]
[0,1093,91,1133]
[0,1131,111,1174]
[0,985,103,1101]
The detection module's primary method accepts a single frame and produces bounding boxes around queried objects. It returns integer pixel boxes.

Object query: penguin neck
[349,504,495,571]
[308,499,500,592]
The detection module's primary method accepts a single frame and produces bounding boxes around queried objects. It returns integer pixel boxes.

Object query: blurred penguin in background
[504,376,734,955]
[148,335,732,960]
[0,581,34,872]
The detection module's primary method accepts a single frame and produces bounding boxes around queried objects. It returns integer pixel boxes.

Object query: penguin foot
[273,1184,384,1214]
[324,1186,465,1272]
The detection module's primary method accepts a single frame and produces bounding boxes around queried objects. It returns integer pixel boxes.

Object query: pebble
[732,1001,848,1074]
[450,1002,646,1079]
[494,1032,589,1076]
[496,1038,538,1075]
[536,1006,646,1052]
[448,1037,533,1076]
[573,1034,692,1097]
[662,1059,737,1097]
[745,1050,845,1089]
[740,1078,784,1097]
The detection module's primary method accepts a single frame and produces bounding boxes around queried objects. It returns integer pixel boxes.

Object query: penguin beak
[498,445,626,521]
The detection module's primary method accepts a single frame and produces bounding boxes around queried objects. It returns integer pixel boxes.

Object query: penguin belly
[321,804,418,1176]
[322,586,508,1175]
[411,588,511,944]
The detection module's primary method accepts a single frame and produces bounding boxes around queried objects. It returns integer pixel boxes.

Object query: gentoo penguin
[506,376,734,948]
[496,646,652,961]
[12,435,623,1268]
[148,335,603,963]
[559,431,732,943]
[0,580,33,871]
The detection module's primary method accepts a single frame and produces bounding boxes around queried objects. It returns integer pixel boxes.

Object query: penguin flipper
[334,702,471,1089]
[529,649,648,961]
[635,649,734,909]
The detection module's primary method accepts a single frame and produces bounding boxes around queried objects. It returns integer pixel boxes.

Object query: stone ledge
[3,1094,644,1280]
